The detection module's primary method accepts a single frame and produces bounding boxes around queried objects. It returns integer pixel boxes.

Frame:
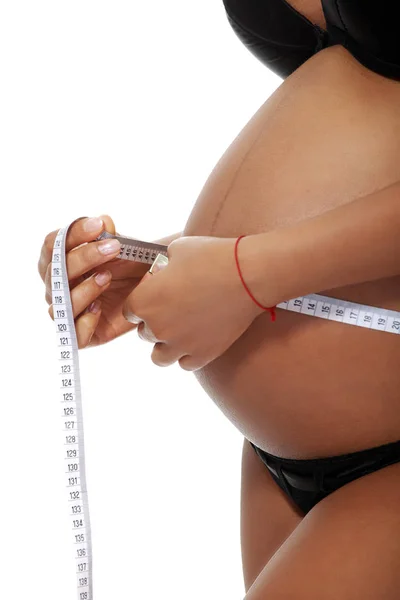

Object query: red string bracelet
[234,235,276,322]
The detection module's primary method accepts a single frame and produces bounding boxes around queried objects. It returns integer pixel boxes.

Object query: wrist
[237,231,284,309]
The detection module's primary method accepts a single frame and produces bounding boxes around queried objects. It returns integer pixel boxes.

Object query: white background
[0,1,280,598]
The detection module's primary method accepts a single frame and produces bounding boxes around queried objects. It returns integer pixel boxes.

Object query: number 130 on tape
[51,221,400,599]
[51,222,169,600]
[51,223,93,600]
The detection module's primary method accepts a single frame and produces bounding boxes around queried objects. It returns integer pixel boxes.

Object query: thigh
[244,461,400,599]
[240,439,304,593]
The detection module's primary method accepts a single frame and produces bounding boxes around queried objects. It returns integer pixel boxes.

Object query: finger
[66,236,121,281]
[48,296,103,348]
[150,343,187,368]
[121,272,154,324]
[44,235,121,302]
[122,299,142,324]
[98,214,116,236]
[38,216,87,282]
[123,311,142,325]
[38,214,117,282]
[47,269,112,316]
[75,301,103,349]
[137,321,161,343]
[178,354,205,372]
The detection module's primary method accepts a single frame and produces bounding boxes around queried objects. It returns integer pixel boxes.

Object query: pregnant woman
[39,1,400,597]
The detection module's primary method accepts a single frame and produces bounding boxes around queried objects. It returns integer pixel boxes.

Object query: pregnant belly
[182,45,400,458]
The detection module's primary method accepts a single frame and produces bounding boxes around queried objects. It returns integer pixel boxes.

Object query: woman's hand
[122,235,263,371]
[38,215,152,349]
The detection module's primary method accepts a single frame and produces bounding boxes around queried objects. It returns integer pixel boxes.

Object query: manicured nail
[89,300,101,314]
[95,271,111,286]
[84,217,103,232]
[98,239,121,254]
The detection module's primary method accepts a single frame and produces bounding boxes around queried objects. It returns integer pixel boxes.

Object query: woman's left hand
[122,235,263,371]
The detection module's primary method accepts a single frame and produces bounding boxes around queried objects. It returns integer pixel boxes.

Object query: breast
[182,45,400,458]
[222,0,323,78]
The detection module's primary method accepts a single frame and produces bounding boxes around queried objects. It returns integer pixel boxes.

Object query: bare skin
[181,4,400,596]
[183,42,400,460]
[38,5,400,460]
[38,216,182,349]
[38,3,400,596]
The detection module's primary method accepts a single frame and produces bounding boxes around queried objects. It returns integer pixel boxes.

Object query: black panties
[249,439,400,514]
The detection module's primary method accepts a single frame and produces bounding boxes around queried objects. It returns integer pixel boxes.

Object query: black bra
[222,0,400,81]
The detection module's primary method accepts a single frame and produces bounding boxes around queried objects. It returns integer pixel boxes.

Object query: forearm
[239,180,400,308]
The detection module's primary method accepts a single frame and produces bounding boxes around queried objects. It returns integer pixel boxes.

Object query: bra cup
[223,0,323,78]
[223,0,317,47]
[225,11,318,78]
[223,0,400,81]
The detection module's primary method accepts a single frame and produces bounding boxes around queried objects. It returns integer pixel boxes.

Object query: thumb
[99,214,117,236]
[122,294,142,324]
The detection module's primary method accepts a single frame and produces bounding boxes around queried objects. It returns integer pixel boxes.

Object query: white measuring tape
[50,222,170,600]
[51,222,400,598]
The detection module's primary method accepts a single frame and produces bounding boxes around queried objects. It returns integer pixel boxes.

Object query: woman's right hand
[38,215,154,349]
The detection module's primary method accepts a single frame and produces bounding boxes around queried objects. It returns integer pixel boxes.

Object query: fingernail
[98,239,121,255]
[84,217,104,232]
[95,271,111,286]
[89,300,101,314]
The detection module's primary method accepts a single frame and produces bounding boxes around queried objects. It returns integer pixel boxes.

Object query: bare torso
[182,43,400,458]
